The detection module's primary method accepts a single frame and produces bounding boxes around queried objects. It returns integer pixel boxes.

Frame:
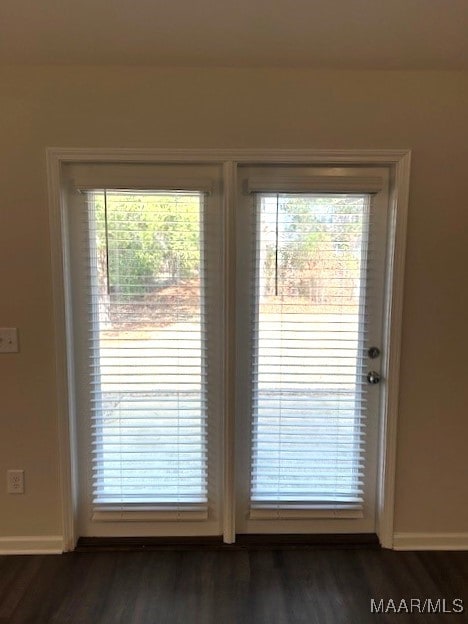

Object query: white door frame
[47,148,411,551]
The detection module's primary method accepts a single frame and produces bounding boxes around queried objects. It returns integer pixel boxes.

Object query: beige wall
[0,67,467,539]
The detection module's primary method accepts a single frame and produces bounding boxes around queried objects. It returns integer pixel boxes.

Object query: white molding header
[47,147,410,166]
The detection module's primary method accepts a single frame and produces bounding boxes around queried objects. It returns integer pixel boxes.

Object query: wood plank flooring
[0,549,467,623]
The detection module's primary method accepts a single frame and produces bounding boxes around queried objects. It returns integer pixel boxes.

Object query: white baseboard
[393,532,468,551]
[3,533,468,553]
[0,535,64,555]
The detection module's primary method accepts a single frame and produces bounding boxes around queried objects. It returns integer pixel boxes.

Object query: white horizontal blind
[83,190,208,514]
[250,192,371,512]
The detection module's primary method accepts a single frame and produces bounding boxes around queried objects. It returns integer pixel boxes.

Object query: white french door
[235,165,389,534]
[63,160,390,539]
[66,163,225,537]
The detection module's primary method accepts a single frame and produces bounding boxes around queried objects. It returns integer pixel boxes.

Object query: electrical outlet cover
[7,469,24,494]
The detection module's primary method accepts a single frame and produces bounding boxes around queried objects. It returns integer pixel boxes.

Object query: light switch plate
[0,328,19,353]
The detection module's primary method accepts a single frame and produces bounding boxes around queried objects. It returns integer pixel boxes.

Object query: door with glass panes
[65,162,389,538]
[67,163,225,537]
[234,165,388,535]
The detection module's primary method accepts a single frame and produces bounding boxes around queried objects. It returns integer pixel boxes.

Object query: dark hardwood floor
[1,548,467,623]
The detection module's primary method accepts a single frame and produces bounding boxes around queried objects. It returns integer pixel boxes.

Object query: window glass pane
[87,190,206,506]
[251,193,369,506]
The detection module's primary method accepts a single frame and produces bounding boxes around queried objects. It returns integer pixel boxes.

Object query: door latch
[367,371,381,384]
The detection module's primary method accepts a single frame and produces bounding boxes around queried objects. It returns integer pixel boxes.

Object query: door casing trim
[46,148,411,551]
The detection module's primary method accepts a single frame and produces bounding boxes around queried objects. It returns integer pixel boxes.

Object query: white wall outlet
[7,469,24,494]
[0,328,19,353]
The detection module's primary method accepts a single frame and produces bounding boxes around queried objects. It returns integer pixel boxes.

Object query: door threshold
[75,533,380,552]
